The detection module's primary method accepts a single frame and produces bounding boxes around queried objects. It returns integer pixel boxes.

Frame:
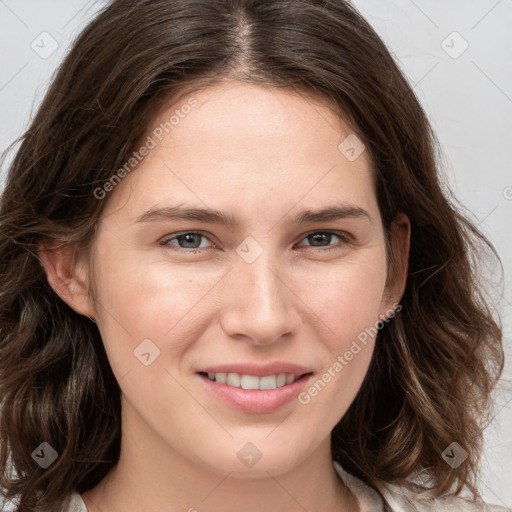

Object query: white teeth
[259,375,277,390]
[205,372,301,389]
[226,373,241,387]
[240,375,260,390]
[215,373,227,384]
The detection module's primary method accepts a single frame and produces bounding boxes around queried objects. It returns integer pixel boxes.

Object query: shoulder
[0,492,88,512]
[379,478,511,512]
[61,492,88,512]
[333,461,510,512]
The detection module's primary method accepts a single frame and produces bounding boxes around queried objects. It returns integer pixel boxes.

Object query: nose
[219,254,302,346]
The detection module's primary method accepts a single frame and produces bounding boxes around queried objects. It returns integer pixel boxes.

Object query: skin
[40,80,410,512]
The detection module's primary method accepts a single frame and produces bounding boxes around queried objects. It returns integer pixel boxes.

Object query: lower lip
[197,373,313,414]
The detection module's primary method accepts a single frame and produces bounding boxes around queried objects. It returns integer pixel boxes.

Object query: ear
[38,239,95,319]
[380,212,410,319]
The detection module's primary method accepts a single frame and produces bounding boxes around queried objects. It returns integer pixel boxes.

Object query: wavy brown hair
[0,0,505,510]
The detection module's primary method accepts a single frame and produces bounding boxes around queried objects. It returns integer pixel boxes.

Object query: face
[78,81,406,477]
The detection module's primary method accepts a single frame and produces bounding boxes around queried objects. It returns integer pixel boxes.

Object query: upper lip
[198,362,314,377]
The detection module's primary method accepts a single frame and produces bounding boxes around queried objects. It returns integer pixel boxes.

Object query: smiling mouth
[197,371,313,390]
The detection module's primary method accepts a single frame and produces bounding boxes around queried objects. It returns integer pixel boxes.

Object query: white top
[59,461,511,512]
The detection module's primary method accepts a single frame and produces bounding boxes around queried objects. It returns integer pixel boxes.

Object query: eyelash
[159,230,353,254]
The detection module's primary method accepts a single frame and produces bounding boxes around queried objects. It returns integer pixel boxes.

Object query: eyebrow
[135,204,372,228]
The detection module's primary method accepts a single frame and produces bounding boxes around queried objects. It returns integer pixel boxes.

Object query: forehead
[100,81,377,225]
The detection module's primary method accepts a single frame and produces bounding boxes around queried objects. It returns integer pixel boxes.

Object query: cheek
[305,249,388,341]
[91,233,388,381]
[90,239,219,373]
[295,254,387,419]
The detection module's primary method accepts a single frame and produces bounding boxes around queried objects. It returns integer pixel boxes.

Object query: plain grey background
[0,0,511,510]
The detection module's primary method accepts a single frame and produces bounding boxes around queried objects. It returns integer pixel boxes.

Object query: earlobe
[38,240,95,319]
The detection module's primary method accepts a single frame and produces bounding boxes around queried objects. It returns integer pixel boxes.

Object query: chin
[195,444,305,479]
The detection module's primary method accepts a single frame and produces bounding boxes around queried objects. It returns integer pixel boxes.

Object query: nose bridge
[220,240,301,344]
[245,257,281,312]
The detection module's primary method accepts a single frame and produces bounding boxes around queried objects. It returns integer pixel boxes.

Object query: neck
[82,403,359,512]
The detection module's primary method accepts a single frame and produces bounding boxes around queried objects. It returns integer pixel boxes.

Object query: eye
[160,230,352,254]
[295,231,353,252]
[160,232,215,254]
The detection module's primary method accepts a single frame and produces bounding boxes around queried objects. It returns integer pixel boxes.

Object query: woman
[0,1,508,511]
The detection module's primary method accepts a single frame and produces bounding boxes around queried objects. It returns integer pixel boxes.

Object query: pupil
[180,233,201,248]
[310,233,330,246]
